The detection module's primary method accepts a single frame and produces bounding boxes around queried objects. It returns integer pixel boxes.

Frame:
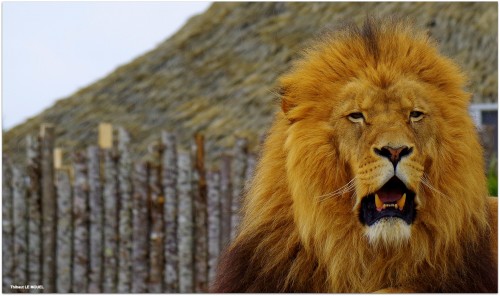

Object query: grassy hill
[4,2,497,163]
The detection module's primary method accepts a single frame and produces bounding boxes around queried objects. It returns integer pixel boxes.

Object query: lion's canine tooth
[397,193,406,211]
[375,193,383,211]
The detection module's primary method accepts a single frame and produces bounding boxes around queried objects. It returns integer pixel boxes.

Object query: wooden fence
[2,123,256,293]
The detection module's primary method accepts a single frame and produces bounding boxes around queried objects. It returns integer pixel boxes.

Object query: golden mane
[212,18,497,293]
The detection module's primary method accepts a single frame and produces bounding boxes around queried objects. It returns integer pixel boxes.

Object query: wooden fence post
[219,154,232,248]
[117,127,133,293]
[98,123,113,149]
[148,143,164,293]
[177,151,194,293]
[2,156,14,293]
[72,152,89,293]
[96,122,119,292]
[87,146,103,293]
[103,148,119,293]
[40,124,56,292]
[131,162,149,293]
[193,134,208,292]
[53,148,63,170]
[245,153,257,188]
[56,168,73,293]
[230,138,248,240]
[206,170,221,285]
[13,166,28,288]
[26,135,42,291]
[162,132,179,293]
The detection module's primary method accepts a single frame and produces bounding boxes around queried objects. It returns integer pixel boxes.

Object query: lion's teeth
[397,193,406,211]
[375,193,383,211]
[376,193,406,212]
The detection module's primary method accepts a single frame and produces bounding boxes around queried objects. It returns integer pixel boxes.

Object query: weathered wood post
[98,123,113,149]
[148,143,164,293]
[40,124,56,292]
[72,152,89,293]
[26,135,42,291]
[56,167,72,293]
[101,124,119,293]
[162,131,179,293]
[230,137,248,240]
[117,127,133,293]
[13,166,28,288]
[131,162,149,293]
[53,148,63,171]
[102,148,119,292]
[193,134,208,292]
[219,154,232,248]
[245,153,257,188]
[244,153,257,198]
[206,170,221,285]
[177,151,194,293]
[2,156,14,293]
[87,145,103,293]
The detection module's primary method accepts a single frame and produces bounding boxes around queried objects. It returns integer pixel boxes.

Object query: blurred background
[2,2,498,293]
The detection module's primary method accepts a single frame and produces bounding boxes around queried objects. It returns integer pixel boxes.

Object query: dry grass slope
[3,2,497,164]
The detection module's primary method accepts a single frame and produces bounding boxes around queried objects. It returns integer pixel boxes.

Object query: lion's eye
[410,110,424,122]
[348,112,365,123]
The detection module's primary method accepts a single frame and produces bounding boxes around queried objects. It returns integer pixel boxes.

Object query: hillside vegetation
[4,2,497,163]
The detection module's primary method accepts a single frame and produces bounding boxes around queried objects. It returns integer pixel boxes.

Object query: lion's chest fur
[280,219,497,293]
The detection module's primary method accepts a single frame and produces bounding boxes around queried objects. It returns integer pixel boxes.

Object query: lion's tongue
[376,189,403,203]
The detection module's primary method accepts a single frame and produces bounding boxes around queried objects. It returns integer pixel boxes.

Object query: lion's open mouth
[359,176,416,226]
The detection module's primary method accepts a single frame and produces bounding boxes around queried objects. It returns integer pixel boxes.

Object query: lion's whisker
[317,177,357,202]
[420,174,452,201]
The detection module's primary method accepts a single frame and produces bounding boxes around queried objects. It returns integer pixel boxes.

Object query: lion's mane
[212,18,497,293]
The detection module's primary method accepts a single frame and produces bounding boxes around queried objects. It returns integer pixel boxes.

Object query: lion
[211,18,498,293]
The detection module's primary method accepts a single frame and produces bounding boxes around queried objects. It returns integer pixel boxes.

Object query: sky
[2,1,212,130]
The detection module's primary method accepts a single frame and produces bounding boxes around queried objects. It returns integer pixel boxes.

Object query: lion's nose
[374,145,413,168]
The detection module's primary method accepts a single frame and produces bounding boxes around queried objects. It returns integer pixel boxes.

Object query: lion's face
[335,78,438,246]
[284,75,443,248]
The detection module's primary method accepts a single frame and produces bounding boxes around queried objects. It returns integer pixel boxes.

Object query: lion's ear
[279,86,296,115]
[281,97,296,115]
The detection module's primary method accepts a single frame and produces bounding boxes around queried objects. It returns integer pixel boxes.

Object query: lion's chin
[364,217,411,248]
